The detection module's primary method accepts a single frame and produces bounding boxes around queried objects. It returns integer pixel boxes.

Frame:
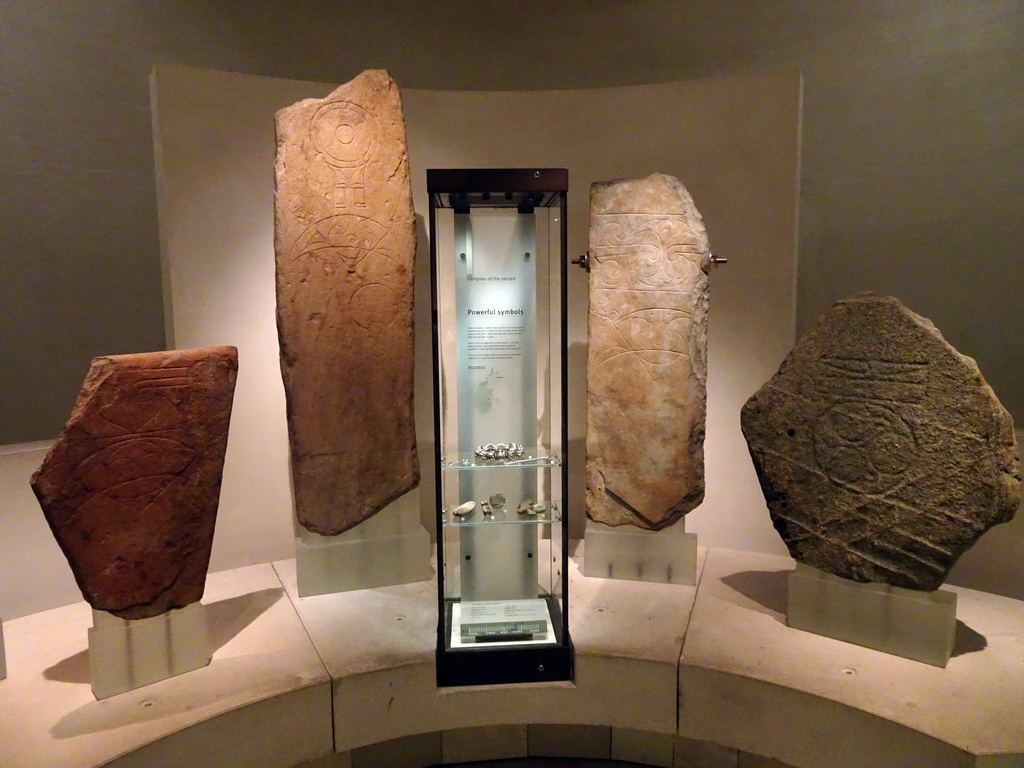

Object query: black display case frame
[428,168,573,687]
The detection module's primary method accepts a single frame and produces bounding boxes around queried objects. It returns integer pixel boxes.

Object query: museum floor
[3,546,1022,768]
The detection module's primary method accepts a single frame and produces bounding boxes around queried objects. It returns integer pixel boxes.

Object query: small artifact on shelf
[481,500,494,516]
[741,293,1021,591]
[586,173,711,531]
[452,501,476,518]
[474,442,524,461]
[488,492,506,510]
[275,69,419,537]
[516,500,538,517]
[30,347,239,620]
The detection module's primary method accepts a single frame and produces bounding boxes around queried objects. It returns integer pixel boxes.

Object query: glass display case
[428,168,573,687]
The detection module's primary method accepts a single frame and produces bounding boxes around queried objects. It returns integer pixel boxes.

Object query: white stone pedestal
[583,518,697,585]
[0,618,6,680]
[296,489,433,597]
[787,563,957,667]
[89,601,211,699]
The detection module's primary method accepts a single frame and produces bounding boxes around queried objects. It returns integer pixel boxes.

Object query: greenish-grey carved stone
[742,293,1021,590]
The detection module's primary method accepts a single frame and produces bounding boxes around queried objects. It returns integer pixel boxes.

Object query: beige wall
[1,2,1021,441]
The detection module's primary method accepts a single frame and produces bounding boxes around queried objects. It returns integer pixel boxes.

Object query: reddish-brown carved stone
[31,348,238,619]
[275,69,419,535]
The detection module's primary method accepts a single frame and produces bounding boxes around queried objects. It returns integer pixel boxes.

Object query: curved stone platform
[1,547,1021,768]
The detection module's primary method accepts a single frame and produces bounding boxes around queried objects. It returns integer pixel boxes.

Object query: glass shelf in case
[429,168,573,687]
[440,451,562,470]
[441,500,561,528]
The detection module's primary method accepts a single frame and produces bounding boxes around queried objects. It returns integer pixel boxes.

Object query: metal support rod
[571,253,590,271]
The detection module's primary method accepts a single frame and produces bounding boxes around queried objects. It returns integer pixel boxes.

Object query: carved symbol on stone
[819,355,930,402]
[802,355,933,494]
[592,215,702,291]
[289,215,397,274]
[311,100,378,210]
[286,215,402,358]
[591,307,692,382]
[811,400,917,493]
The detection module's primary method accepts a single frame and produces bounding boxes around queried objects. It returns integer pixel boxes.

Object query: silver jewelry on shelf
[474,442,523,461]
[473,442,524,461]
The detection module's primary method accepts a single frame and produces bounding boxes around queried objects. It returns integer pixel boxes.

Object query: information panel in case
[456,599,551,642]
[429,168,573,687]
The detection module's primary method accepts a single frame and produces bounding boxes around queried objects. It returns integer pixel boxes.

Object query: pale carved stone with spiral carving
[586,173,711,530]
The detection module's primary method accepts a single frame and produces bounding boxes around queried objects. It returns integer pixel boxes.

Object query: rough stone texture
[742,293,1021,590]
[31,348,238,620]
[586,173,711,530]
[275,70,419,536]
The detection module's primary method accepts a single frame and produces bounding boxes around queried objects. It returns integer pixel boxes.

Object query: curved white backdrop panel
[152,63,800,578]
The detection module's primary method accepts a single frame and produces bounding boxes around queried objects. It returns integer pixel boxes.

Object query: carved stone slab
[31,347,238,620]
[586,173,711,529]
[275,70,419,536]
[742,293,1021,590]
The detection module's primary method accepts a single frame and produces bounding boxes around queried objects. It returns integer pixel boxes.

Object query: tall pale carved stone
[742,293,1021,590]
[586,173,711,530]
[31,348,238,620]
[275,69,418,536]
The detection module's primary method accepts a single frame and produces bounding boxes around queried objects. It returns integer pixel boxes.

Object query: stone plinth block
[89,603,211,698]
[586,173,711,529]
[742,293,1021,590]
[31,347,238,620]
[275,69,418,536]
[787,563,957,667]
